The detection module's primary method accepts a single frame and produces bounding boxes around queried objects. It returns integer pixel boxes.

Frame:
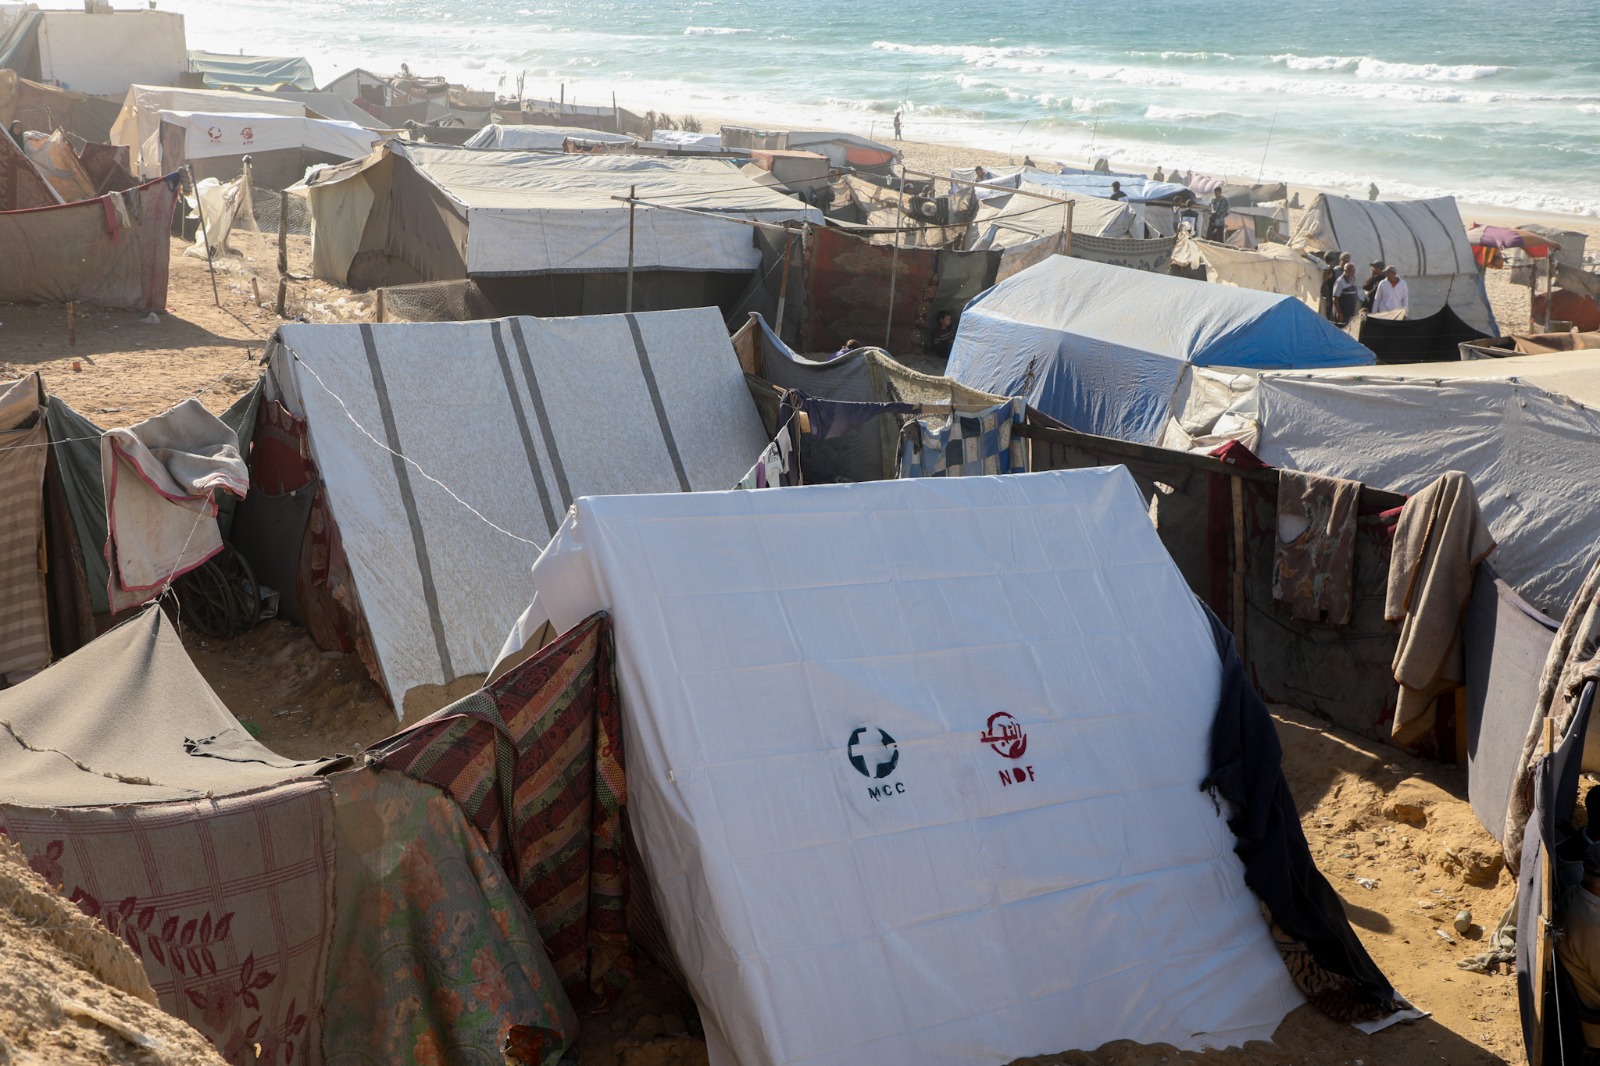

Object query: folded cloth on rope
[101,398,249,613]
[371,613,632,1012]
[1272,469,1361,625]
[898,397,1027,478]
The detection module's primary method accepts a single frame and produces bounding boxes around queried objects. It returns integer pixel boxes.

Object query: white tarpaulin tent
[504,468,1307,1064]
[1174,351,1600,612]
[463,124,638,150]
[112,85,310,176]
[158,111,378,164]
[265,307,769,710]
[1290,193,1497,336]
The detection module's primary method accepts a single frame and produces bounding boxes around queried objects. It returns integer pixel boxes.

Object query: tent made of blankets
[156,110,380,189]
[0,69,124,144]
[298,141,820,316]
[1167,351,1600,615]
[0,129,61,210]
[0,172,180,310]
[1290,193,1498,337]
[729,312,1017,483]
[946,255,1374,445]
[252,308,769,715]
[111,85,314,177]
[1172,237,1325,312]
[495,468,1403,1065]
[463,123,638,151]
[187,50,317,92]
[1349,305,1487,364]
[0,7,186,97]
[730,223,1001,355]
[0,605,596,1065]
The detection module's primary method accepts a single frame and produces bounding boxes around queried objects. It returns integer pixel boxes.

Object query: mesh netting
[375,279,499,323]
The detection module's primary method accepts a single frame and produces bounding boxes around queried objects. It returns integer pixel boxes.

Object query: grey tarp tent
[262,307,769,713]
[1290,193,1497,336]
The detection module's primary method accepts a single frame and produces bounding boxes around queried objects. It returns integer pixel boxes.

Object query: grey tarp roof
[267,308,771,710]
[0,608,321,807]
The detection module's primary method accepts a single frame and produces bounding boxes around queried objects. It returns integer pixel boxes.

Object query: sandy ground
[0,838,226,1066]
[5,123,1589,1062]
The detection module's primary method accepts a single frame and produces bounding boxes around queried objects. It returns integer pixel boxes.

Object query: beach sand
[0,115,1575,1066]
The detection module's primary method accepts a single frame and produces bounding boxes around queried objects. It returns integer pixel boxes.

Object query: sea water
[161,0,1600,216]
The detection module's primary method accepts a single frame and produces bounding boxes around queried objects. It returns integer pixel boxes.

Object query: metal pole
[1545,254,1554,333]
[884,168,904,349]
[775,225,794,339]
[626,184,636,313]
[185,164,221,307]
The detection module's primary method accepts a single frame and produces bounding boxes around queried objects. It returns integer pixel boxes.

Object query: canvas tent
[0,8,186,96]
[498,467,1400,1064]
[0,606,579,1064]
[0,68,123,144]
[300,142,820,311]
[1174,237,1325,311]
[156,110,379,188]
[187,50,316,92]
[464,123,637,151]
[946,256,1374,444]
[260,308,769,711]
[1290,193,1497,336]
[112,84,311,177]
[1168,351,1600,613]
[0,173,179,309]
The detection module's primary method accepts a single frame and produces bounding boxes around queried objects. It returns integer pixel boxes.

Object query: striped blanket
[372,613,632,1011]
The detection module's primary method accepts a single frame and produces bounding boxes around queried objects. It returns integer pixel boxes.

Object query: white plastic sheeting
[1181,238,1326,310]
[267,308,769,710]
[463,124,638,150]
[158,111,378,164]
[1290,194,1497,336]
[34,11,186,96]
[1237,352,1600,613]
[113,85,310,176]
[509,468,1304,1065]
[385,144,821,275]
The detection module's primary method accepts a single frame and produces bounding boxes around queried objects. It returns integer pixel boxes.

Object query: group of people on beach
[1326,255,1408,326]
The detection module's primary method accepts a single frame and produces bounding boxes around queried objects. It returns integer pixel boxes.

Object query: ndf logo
[847,727,904,801]
[981,712,1036,786]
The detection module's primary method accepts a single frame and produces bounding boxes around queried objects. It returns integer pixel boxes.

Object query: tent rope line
[287,350,543,548]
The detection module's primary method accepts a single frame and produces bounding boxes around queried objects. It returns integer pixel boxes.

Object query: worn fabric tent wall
[1290,193,1497,336]
[112,85,310,177]
[506,468,1397,1064]
[947,256,1374,444]
[0,174,178,310]
[156,110,378,188]
[262,308,769,712]
[0,607,579,1065]
[0,130,60,210]
[1229,352,1600,613]
[22,10,186,96]
[187,51,316,91]
[1177,238,1325,310]
[0,70,123,144]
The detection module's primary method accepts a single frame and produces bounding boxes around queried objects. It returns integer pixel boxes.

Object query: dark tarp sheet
[0,173,179,310]
[0,129,58,211]
[802,225,939,355]
[1202,603,1401,1020]
[1465,565,1558,842]
[1355,304,1486,364]
[1026,423,1406,742]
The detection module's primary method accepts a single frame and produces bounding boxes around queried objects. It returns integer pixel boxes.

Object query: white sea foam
[1271,53,1506,80]
[1144,105,1234,121]
[683,26,750,35]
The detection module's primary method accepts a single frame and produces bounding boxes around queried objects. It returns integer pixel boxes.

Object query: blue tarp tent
[946,256,1374,444]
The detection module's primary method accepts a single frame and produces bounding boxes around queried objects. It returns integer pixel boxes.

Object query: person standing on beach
[1206,186,1230,241]
[893,111,902,140]
[1367,182,1379,201]
[1153,166,1165,182]
[1361,260,1386,311]
[1332,263,1361,325]
[1371,266,1409,314]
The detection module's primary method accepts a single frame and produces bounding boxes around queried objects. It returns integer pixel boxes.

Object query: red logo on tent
[240,126,254,144]
[206,126,222,143]
[980,712,1027,759]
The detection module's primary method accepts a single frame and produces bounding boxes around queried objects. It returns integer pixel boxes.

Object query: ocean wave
[1070,95,1113,112]
[1271,53,1507,81]
[683,26,749,35]
[1144,105,1235,121]
[871,40,1051,68]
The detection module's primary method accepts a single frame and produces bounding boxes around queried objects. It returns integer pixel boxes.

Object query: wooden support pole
[250,277,261,307]
[626,183,637,313]
[186,165,221,308]
[375,288,385,323]
[65,301,74,347]
[277,190,289,276]
[775,225,794,337]
[884,168,905,349]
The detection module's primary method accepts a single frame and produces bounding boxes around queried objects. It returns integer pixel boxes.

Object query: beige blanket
[1385,471,1495,746]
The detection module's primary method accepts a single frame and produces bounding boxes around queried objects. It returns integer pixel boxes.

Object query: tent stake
[185,165,221,308]
[626,184,636,313]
